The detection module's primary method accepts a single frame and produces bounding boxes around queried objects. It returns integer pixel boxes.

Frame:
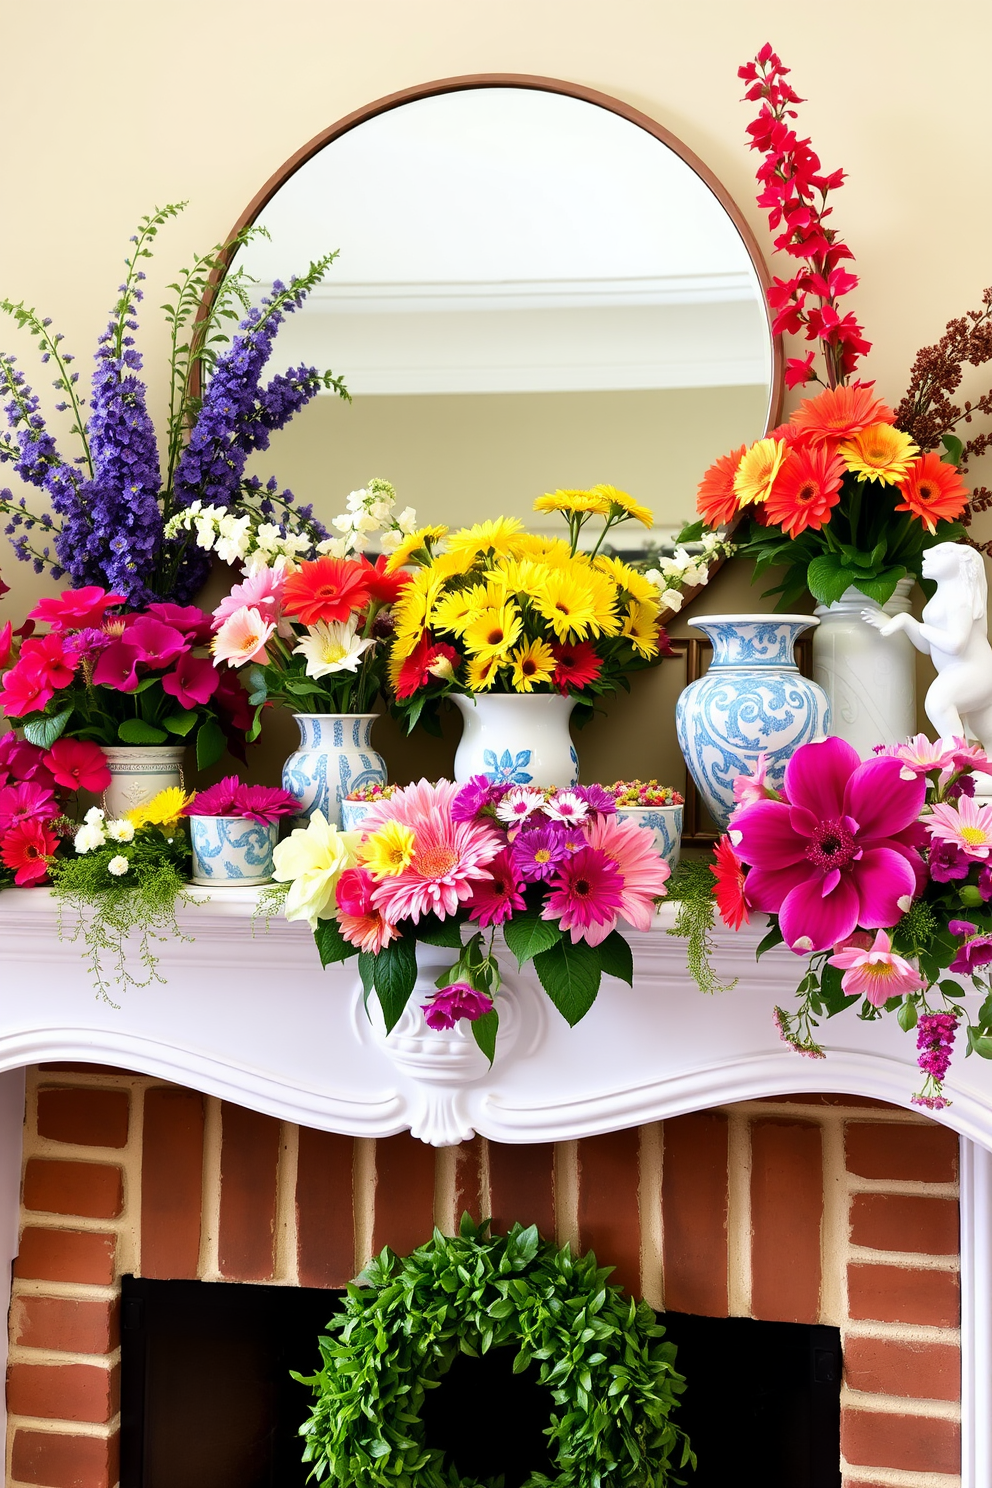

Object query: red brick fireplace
[4,1064,962,1488]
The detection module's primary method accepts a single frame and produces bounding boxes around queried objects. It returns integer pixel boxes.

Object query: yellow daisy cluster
[388,515,665,695]
[126,788,194,830]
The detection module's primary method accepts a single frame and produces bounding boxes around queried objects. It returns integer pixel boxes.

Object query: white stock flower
[194,517,219,552]
[396,506,418,534]
[368,500,391,522]
[215,514,252,565]
[293,620,374,679]
[316,536,349,559]
[107,856,130,877]
[660,588,685,612]
[353,511,382,534]
[345,488,369,513]
[332,512,356,534]
[346,530,370,553]
[379,529,402,555]
[255,522,284,553]
[106,820,135,843]
[74,823,107,854]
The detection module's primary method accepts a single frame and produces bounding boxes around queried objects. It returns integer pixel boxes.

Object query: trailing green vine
[665,860,735,996]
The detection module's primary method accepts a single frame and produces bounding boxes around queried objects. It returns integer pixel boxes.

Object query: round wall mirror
[227,76,780,551]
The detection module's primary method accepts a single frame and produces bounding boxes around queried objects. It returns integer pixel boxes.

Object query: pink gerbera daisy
[583,812,672,933]
[828,928,923,1007]
[364,779,502,923]
[466,849,526,927]
[927,796,992,860]
[542,846,623,944]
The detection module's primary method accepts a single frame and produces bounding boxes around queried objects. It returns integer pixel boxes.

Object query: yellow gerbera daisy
[533,487,612,517]
[510,637,557,691]
[444,517,524,563]
[465,654,499,691]
[462,601,523,662]
[432,584,490,636]
[127,787,194,830]
[595,554,660,603]
[360,820,417,879]
[383,524,448,574]
[489,557,547,596]
[839,424,920,485]
[733,438,787,506]
[622,599,661,658]
[387,626,425,686]
[591,484,655,528]
[531,569,603,641]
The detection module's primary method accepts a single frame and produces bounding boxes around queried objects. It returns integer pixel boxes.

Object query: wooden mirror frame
[204,73,784,616]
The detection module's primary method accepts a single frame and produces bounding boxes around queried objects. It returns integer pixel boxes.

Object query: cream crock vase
[102,745,186,819]
[812,578,917,759]
[452,694,578,788]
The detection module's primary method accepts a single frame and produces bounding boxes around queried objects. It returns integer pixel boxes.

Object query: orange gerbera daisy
[732,437,787,506]
[789,382,896,445]
[894,451,970,534]
[763,444,847,536]
[839,424,919,485]
[282,556,372,626]
[696,445,747,526]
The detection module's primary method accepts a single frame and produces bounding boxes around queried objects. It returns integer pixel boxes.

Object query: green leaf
[755,921,785,958]
[117,717,168,745]
[503,910,563,967]
[598,930,633,986]
[161,708,198,737]
[314,918,358,968]
[974,1036,992,1060]
[471,1007,499,1066]
[246,664,268,699]
[853,566,908,606]
[416,914,464,949]
[533,939,602,1026]
[941,433,964,466]
[806,552,857,606]
[819,961,860,1017]
[357,951,376,998]
[897,998,919,1032]
[675,520,706,544]
[22,707,72,749]
[373,938,418,1032]
[195,718,226,770]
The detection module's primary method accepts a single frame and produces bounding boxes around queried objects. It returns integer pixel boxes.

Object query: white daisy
[293,620,374,679]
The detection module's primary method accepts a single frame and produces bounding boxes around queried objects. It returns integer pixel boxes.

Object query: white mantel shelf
[3,887,992,1153]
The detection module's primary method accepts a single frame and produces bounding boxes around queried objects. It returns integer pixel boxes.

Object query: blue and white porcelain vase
[452,694,578,788]
[615,804,682,872]
[675,615,830,831]
[282,714,387,827]
[188,815,279,887]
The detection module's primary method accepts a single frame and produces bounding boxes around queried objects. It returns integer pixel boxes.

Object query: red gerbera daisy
[551,640,602,694]
[894,452,970,534]
[395,635,460,699]
[282,557,372,626]
[696,445,747,527]
[1,818,58,886]
[710,835,750,931]
[359,553,413,606]
[762,443,846,536]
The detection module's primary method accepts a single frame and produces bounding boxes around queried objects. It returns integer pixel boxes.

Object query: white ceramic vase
[813,578,917,759]
[281,714,387,827]
[614,804,682,872]
[188,815,279,887]
[102,745,186,820]
[452,693,578,788]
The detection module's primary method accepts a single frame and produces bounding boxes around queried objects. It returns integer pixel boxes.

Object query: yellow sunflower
[510,637,557,691]
[595,554,660,603]
[432,584,490,636]
[839,424,920,485]
[733,438,787,506]
[591,484,655,528]
[383,524,449,574]
[465,654,499,691]
[462,601,523,662]
[622,599,661,658]
[360,820,416,879]
[531,569,605,641]
[533,488,611,517]
[127,787,194,830]
[444,517,525,563]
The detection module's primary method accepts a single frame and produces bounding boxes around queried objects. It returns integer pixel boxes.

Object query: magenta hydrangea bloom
[729,736,926,953]
[421,983,493,1030]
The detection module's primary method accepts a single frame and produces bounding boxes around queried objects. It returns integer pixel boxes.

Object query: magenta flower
[466,849,526,927]
[451,775,501,822]
[541,845,624,945]
[912,1013,959,1109]
[543,789,589,825]
[729,736,926,953]
[421,982,493,1030]
[0,781,57,831]
[0,734,55,792]
[828,928,923,1007]
[0,657,57,716]
[28,586,125,631]
[162,652,220,709]
[43,739,111,793]
[928,839,971,882]
[512,824,568,882]
[880,734,958,778]
[186,777,299,825]
[125,616,188,669]
[92,637,143,691]
[186,775,242,815]
[575,783,617,814]
[948,921,992,975]
[145,603,214,645]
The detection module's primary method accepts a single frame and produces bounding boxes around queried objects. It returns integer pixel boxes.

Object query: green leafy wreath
[296,1217,694,1488]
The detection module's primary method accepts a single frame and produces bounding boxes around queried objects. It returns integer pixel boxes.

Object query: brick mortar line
[841,1385,961,1421]
[840,1463,962,1488]
[638,1122,664,1312]
[9,1280,118,1303]
[554,1141,579,1252]
[726,1102,936,1125]
[5,1413,119,1439]
[23,1141,130,1161]
[17,1212,129,1235]
[848,1246,960,1271]
[7,1345,121,1369]
[842,1319,961,1346]
[847,1178,960,1197]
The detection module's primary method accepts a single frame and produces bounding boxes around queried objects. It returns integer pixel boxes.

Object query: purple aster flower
[928,839,972,882]
[421,982,493,1031]
[452,775,498,821]
[575,783,618,814]
[512,824,568,882]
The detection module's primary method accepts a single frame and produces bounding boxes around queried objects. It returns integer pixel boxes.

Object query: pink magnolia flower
[828,928,923,1007]
[732,752,776,809]
[29,586,125,631]
[43,739,111,793]
[583,812,671,933]
[335,867,400,953]
[421,983,493,1031]
[1,818,58,885]
[466,849,526,927]
[542,845,624,945]
[364,779,502,923]
[211,606,276,667]
[729,736,926,953]
[927,796,992,860]
[213,566,292,637]
[162,652,220,709]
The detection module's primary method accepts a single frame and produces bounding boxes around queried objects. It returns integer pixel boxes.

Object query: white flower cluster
[163,504,312,569]
[644,533,735,613]
[73,807,135,861]
[316,479,419,559]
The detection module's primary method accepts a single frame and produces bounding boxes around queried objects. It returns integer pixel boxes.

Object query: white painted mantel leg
[0,1069,24,1452]
[960,1137,992,1488]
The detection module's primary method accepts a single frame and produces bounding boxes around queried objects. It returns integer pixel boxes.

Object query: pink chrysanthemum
[583,812,672,933]
[927,796,992,860]
[542,846,624,944]
[364,779,502,923]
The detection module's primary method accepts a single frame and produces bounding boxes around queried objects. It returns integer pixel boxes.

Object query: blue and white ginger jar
[282,714,387,828]
[189,816,279,887]
[675,615,830,831]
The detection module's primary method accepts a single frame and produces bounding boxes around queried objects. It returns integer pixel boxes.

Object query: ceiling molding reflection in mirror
[210,74,782,586]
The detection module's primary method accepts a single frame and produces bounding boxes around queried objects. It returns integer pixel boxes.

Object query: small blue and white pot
[341,798,377,834]
[452,694,578,789]
[615,804,682,872]
[189,815,279,887]
[282,714,387,828]
[675,615,830,832]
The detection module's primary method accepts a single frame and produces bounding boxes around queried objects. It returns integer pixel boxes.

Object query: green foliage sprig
[296,1216,693,1488]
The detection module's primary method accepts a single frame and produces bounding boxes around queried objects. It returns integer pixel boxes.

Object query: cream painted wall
[1,0,988,787]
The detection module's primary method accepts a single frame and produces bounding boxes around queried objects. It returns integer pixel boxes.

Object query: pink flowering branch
[740,44,870,390]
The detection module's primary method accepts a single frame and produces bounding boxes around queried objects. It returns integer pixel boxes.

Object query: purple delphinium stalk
[0,355,74,577]
[912,1012,959,1110]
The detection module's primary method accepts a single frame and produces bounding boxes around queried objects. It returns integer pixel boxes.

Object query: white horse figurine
[862,542,992,748]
